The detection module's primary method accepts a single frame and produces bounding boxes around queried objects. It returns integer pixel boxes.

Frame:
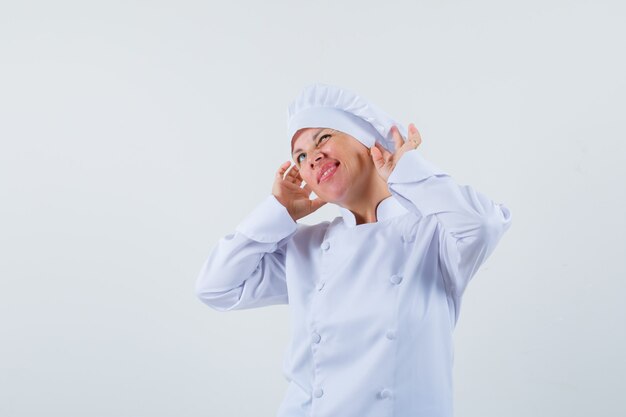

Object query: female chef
[195,83,512,417]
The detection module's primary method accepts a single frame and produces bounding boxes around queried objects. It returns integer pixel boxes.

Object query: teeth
[321,165,335,180]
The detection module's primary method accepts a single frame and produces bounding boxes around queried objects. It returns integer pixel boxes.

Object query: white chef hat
[287,82,408,154]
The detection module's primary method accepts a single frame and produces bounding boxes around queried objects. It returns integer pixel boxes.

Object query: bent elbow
[195,269,245,312]
[195,284,244,312]
[492,203,512,235]
[479,203,513,249]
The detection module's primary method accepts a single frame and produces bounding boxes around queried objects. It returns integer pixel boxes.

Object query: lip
[317,162,339,184]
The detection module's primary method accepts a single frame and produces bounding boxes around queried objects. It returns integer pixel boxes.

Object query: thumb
[310,197,328,211]
[370,145,384,169]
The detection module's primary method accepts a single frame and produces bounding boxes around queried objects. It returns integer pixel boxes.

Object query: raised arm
[195,160,327,312]
[387,149,512,290]
[371,124,512,321]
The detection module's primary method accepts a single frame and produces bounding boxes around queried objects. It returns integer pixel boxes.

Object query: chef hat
[287,83,409,154]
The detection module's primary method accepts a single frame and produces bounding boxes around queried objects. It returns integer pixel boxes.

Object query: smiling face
[291,127,376,205]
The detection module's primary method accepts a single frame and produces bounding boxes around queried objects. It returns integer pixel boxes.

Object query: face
[291,127,374,204]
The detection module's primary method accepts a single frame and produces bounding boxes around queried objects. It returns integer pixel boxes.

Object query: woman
[195,83,512,417]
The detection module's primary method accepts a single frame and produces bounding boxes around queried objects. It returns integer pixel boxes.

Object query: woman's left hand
[370,122,422,182]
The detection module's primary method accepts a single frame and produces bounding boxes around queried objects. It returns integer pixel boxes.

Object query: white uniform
[195,148,513,417]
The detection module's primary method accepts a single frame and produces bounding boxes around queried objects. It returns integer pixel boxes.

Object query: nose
[309,152,324,168]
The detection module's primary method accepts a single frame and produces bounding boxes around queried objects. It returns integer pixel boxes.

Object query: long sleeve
[195,194,299,312]
[387,149,512,316]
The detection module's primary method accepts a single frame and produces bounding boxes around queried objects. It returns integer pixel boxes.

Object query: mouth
[318,162,340,184]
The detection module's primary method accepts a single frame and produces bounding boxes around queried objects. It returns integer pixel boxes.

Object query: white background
[1,1,624,416]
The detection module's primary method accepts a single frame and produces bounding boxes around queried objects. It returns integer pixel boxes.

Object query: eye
[318,133,331,144]
[296,133,332,165]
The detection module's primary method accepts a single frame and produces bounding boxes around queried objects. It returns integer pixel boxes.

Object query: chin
[315,184,349,204]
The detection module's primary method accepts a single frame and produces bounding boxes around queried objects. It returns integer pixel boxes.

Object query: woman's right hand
[272,161,327,222]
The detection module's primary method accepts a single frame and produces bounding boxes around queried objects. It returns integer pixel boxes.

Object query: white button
[317,281,326,291]
[311,332,321,344]
[313,388,324,398]
[379,388,392,399]
[386,330,396,340]
[401,235,415,243]
[390,274,403,285]
[321,241,330,251]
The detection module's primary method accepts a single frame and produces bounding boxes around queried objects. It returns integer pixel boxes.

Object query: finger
[293,165,303,180]
[276,161,292,179]
[277,160,291,172]
[286,166,305,186]
[302,182,313,195]
[398,125,417,151]
[374,142,392,160]
[282,181,306,192]
[285,165,301,183]
[286,163,299,174]
[370,144,385,169]
[281,162,297,179]
[390,125,404,151]
[408,123,422,147]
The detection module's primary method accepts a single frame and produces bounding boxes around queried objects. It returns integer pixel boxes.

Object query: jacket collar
[337,195,409,228]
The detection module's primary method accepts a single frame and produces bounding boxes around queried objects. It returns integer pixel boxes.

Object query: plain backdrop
[1,1,624,416]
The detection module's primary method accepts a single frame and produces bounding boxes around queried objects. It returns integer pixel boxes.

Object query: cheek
[300,168,316,185]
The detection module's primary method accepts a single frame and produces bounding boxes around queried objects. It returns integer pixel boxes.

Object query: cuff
[387,149,448,185]
[235,194,298,243]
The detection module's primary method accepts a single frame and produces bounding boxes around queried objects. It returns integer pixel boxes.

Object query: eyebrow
[292,128,326,156]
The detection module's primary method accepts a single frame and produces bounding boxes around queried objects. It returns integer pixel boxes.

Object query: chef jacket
[195,148,513,417]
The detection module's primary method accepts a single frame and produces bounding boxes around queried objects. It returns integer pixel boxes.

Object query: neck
[340,173,392,225]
